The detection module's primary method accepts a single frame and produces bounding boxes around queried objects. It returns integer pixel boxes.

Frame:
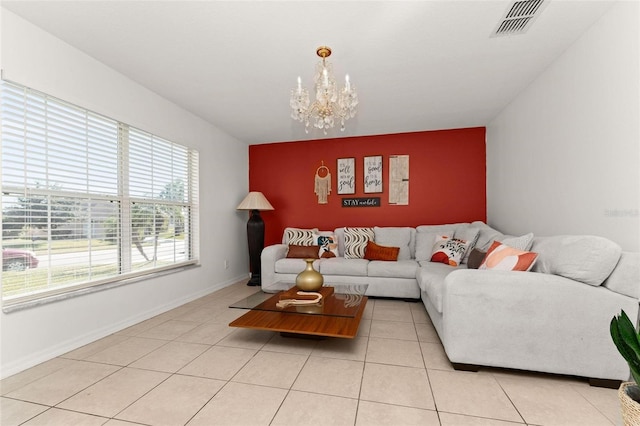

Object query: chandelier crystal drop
[290,46,358,135]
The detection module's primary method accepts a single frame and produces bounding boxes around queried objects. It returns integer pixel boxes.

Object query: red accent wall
[249,128,486,246]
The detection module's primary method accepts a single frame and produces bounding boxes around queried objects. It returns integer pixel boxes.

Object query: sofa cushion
[416,223,463,236]
[364,241,400,261]
[368,259,419,279]
[478,241,538,271]
[603,252,640,299]
[318,257,369,276]
[286,245,320,259]
[275,258,319,274]
[471,221,504,251]
[282,227,318,245]
[343,227,375,259]
[416,263,463,313]
[374,226,414,260]
[531,235,622,286]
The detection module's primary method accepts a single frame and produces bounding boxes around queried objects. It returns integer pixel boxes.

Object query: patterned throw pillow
[364,241,400,261]
[343,227,375,259]
[479,241,538,271]
[284,228,317,246]
[286,245,320,259]
[430,236,470,266]
[501,233,534,251]
[314,233,339,258]
[454,225,480,263]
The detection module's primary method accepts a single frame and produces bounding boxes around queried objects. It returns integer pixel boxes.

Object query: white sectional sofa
[260,222,640,383]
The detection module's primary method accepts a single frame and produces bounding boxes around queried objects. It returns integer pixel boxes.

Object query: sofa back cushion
[471,221,504,251]
[374,226,415,260]
[603,252,640,299]
[531,235,622,286]
[416,223,463,235]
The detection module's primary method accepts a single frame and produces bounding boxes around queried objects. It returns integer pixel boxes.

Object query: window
[1,81,199,307]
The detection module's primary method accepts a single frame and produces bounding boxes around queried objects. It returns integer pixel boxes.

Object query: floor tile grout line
[3,281,624,426]
[491,372,532,425]
[567,384,619,426]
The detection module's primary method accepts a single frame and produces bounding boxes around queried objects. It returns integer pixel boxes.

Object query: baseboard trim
[0,276,244,380]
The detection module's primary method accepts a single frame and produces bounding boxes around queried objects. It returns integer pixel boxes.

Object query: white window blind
[1,80,199,306]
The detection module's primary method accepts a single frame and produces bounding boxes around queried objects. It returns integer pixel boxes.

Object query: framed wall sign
[337,158,355,194]
[364,155,383,193]
[389,154,409,205]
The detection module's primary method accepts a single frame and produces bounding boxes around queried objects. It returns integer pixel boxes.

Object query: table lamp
[236,191,274,286]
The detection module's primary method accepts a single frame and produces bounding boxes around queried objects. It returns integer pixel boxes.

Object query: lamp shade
[236,191,274,211]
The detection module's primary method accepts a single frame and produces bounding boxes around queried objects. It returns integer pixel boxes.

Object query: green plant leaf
[611,313,640,385]
[618,311,640,359]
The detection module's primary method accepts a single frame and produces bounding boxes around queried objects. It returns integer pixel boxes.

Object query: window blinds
[1,80,199,305]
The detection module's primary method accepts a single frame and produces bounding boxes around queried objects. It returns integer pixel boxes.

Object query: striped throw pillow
[344,227,375,259]
[284,228,317,246]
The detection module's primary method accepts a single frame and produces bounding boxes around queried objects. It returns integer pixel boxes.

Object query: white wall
[487,1,640,251]
[0,10,250,378]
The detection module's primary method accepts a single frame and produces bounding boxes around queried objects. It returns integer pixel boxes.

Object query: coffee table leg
[280,332,326,340]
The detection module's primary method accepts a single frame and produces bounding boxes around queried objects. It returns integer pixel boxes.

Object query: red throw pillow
[364,241,400,261]
[286,245,320,259]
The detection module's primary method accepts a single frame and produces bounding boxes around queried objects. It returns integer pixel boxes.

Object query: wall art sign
[342,197,381,207]
[364,155,383,193]
[337,158,355,194]
[389,155,409,205]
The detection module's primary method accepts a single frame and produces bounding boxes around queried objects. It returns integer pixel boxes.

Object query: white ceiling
[2,0,615,145]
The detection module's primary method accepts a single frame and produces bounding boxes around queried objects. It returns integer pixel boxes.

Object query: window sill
[2,264,200,314]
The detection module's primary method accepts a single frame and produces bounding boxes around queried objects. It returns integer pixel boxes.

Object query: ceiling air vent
[492,0,544,36]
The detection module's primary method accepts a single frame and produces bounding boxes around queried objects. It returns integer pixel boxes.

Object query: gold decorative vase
[296,258,323,291]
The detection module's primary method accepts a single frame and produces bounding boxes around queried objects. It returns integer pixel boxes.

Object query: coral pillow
[430,236,470,266]
[479,241,538,271]
[286,245,320,259]
[364,241,400,261]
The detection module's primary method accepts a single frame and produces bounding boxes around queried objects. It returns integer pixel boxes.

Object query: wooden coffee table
[229,284,368,339]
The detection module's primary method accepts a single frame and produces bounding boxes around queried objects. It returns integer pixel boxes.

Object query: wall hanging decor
[364,155,383,193]
[337,157,355,194]
[314,161,331,204]
[389,155,409,205]
[342,197,381,207]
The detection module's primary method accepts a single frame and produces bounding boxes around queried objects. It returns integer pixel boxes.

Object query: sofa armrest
[261,244,288,292]
[441,269,638,380]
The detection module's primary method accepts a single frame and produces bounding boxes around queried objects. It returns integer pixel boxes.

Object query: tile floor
[0,281,623,426]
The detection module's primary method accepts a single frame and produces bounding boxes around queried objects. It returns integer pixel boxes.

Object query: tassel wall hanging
[314,161,331,204]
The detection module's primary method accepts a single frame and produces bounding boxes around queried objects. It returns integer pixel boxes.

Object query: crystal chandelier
[290,46,358,135]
